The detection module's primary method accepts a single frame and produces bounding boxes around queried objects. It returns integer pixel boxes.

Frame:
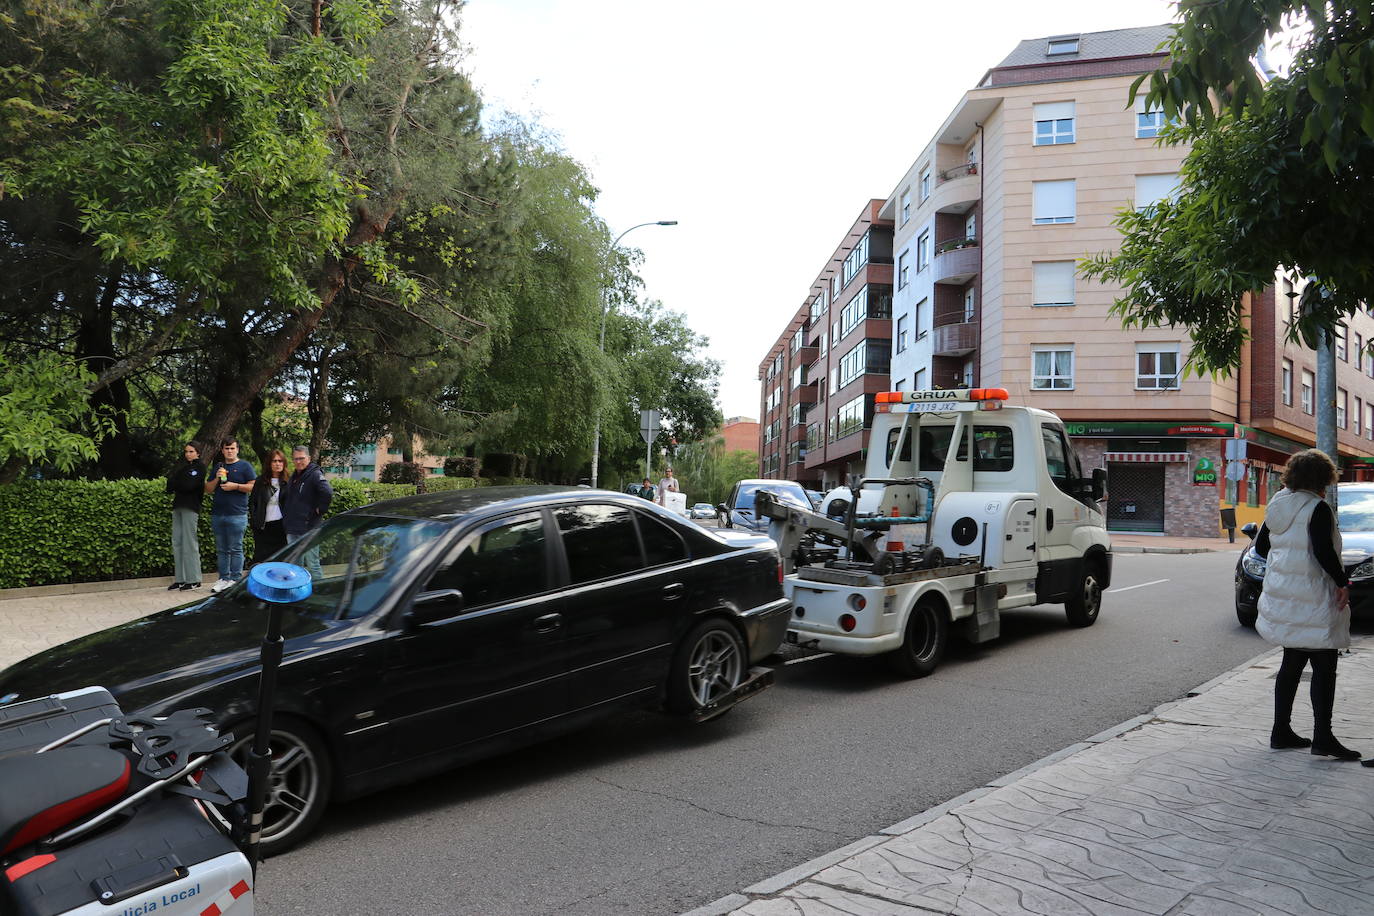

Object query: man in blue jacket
[282,446,333,579]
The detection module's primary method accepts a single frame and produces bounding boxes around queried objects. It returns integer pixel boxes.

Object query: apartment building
[322,435,449,481]
[882,25,1374,536]
[757,201,894,489]
[720,416,760,454]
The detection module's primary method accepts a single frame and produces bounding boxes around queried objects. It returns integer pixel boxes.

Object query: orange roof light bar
[875,388,1009,405]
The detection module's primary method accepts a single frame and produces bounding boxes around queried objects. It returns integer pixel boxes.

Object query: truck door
[1037,424,1091,599]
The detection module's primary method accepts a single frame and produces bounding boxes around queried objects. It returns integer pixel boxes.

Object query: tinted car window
[734,483,810,511]
[637,512,687,567]
[1042,425,1071,491]
[1339,490,1374,530]
[428,516,548,609]
[557,505,642,584]
[283,515,446,619]
[912,425,1014,472]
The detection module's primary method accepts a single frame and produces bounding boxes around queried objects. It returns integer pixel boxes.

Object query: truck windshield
[888,425,1015,471]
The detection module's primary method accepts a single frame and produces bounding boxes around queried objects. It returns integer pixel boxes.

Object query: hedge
[0,476,489,589]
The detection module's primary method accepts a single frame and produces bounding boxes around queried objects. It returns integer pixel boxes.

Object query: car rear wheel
[1065,566,1103,628]
[667,619,746,718]
[1235,599,1258,628]
[887,598,947,678]
[228,716,332,856]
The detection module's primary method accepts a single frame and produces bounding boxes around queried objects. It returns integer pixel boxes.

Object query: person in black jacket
[165,442,205,591]
[282,446,333,579]
[248,449,290,564]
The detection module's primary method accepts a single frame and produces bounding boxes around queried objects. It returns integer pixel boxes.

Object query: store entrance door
[1107,463,1166,533]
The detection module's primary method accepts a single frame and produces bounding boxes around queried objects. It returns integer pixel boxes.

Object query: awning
[1104,452,1190,463]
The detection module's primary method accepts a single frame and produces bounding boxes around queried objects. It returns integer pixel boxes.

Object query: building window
[1357,397,1363,436]
[1032,179,1076,224]
[835,395,870,439]
[915,298,928,340]
[809,292,827,324]
[1338,388,1348,428]
[900,189,911,225]
[1136,96,1168,138]
[839,342,868,389]
[1281,358,1293,406]
[914,368,927,391]
[1136,344,1181,389]
[1301,369,1314,415]
[895,314,909,354]
[919,167,931,201]
[1033,101,1075,145]
[790,329,803,354]
[832,319,841,346]
[1357,333,1364,371]
[1032,261,1075,307]
[831,274,840,299]
[1032,347,1074,390]
[1368,402,1374,440]
[790,365,804,389]
[897,250,909,289]
[1047,36,1079,55]
[962,359,974,387]
[830,366,839,394]
[916,230,930,270]
[965,212,976,240]
[819,331,827,357]
[790,402,803,427]
[840,287,869,338]
[894,379,905,391]
[1336,324,1347,361]
[842,231,871,287]
[963,288,976,322]
[1135,173,1181,213]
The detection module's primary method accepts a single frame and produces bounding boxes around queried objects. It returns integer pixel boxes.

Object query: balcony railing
[935,236,977,254]
[939,162,978,182]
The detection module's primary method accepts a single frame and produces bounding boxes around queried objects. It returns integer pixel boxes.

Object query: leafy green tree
[1081,0,1374,373]
[0,352,113,482]
[670,432,759,509]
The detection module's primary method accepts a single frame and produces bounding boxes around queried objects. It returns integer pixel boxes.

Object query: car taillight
[839,613,857,632]
[849,594,866,611]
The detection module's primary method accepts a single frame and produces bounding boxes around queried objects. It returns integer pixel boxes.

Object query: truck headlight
[1241,549,1267,578]
[1349,558,1374,581]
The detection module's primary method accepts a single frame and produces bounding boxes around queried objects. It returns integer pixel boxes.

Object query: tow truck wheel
[887,598,947,678]
[228,716,332,856]
[1065,566,1103,628]
[667,619,746,719]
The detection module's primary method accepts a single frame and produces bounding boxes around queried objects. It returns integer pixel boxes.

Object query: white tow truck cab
[755,387,1111,677]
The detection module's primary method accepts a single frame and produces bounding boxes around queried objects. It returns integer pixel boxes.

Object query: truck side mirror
[1091,468,1107,501]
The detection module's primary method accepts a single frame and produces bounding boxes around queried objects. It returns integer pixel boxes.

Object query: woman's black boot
[1270,725,1312,749]
[1311,731,1362,760]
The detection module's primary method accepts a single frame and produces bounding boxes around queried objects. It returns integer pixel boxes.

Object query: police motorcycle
[0,563,312,916]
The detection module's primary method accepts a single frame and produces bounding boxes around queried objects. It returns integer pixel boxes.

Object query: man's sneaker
[210,578,233,593]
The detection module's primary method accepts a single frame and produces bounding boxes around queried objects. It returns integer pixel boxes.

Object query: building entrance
[1107,463,1166,533]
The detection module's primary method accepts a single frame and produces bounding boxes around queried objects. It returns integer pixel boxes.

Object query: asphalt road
[254,551,1290,916]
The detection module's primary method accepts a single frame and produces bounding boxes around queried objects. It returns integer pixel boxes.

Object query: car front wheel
[228,716,332,856]
[1065,566,1103,628]
[667,619,746,718]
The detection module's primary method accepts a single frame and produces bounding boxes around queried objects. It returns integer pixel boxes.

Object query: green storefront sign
[1192,457,1218,486]
[1062,421,1235,438]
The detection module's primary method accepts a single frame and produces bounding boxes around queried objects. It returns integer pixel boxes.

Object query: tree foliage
[1081,0,1374,374]
[0,352,112,483]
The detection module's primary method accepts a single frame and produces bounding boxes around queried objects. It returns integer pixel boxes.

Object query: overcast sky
[461,0,1179,420]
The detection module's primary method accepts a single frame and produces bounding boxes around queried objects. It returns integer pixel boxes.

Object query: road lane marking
[1108,578,1170,594]
[782,653,833,666]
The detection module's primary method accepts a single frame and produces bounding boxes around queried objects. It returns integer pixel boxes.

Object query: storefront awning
[1104,451,1190,463]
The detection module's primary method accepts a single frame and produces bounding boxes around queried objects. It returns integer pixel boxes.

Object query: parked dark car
[716,479,813,531]
[0,487,790,855]
[1235,483,1374,627]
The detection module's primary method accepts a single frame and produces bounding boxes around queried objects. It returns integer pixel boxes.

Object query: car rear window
[735,484,810,510]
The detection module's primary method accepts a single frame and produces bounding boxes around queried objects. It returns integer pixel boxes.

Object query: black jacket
[166,460,206,512]
[248,475,286,531]
[281,463,333,536]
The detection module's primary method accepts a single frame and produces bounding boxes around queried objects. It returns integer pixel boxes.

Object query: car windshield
[1338,490,1374,531]
[735,483,811,511]
[241,515,447,619]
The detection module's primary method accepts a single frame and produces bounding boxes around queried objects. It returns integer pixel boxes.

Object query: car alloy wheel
[228,719,331,855]
[668,619,746,716]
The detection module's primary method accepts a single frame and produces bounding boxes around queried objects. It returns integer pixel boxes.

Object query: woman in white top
[248,449,290,563]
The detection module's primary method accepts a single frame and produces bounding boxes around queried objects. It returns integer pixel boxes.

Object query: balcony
[795,343,818,366]
[931,320,977,357]
[790,424,808,444]
[929,163,980,215]
[795,380,819,404]
[932,239,979,285]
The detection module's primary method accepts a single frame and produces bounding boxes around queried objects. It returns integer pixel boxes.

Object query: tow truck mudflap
[690,665,774,723]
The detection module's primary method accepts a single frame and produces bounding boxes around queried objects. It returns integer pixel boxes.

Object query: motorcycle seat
[0,746,131,855]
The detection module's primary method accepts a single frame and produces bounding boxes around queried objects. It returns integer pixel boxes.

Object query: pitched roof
[994,24,1173,69]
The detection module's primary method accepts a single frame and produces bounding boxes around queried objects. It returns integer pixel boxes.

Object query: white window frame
[914,298,928,340]
[1047,37,1078,55]
[1033,101,1075,146]
[1135,344,1181,390]
[916,230,930,270]
[895,314,909,354]
[963,288,976,323]
[1338,388,1348,428]
[900,189,911,225]
[913,368,926,391]
[1135,96,1167,139]
[1031,347,1074,390]
[897,250,909,290]
[1032,261,1075,307]
[1032,179,1076,224]
[919,167,931,201]
[1135,173,1181,213]
[1281,358,1293,406]
[1301,369,1315,415]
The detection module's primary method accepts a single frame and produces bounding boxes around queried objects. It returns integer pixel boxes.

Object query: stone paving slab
[0,584,190,669]
[700,640,1374,916]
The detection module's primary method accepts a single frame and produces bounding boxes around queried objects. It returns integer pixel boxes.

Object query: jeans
[171,508,201,584]
[286,530,323,580]
[211,513,248,582]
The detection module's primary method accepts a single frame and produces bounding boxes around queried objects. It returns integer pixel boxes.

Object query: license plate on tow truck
[690,666,774,722]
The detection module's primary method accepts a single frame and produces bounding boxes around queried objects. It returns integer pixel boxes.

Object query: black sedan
[1235,483,1374,626]
[0,487,790,854]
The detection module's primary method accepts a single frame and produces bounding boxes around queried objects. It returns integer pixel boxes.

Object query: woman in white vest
[1255,448,1360,760]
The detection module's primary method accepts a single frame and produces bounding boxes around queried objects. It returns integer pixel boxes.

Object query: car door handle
[663,583,685,601]
[533,613,563,633]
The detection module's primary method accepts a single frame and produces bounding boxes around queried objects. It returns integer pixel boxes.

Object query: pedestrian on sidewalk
[166,441,205,591]
[657,467,679,506]
[282,446,332,579]
[248,449,289,563]
[204,438,256,593]
[1254,448,1362,761]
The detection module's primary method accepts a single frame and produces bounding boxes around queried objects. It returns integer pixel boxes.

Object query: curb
[685,640,1288,915]
[0,574,203,602]
[1112,545,1216,554]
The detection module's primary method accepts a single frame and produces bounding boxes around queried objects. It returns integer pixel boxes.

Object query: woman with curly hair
[1254,448,1361,760]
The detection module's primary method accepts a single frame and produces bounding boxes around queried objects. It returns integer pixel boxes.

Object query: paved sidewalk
[1109,533,1246,554]
[690,639,1374,916]
[0,582,191,669]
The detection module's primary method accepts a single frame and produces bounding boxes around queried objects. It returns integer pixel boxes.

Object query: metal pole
[1317,326,1339,507]
[590,220,677,489]
[246,599,284,875]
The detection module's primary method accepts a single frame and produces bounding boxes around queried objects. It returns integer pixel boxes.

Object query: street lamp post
[590,219,677,489]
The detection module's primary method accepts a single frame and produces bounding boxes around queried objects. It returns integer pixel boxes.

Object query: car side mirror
[1091,468,1107,501]
[716,503,727,514]
[1241,522,1259,539]
[405,588,463,628]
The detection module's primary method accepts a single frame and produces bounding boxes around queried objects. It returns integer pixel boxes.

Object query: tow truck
[754,387,1111,676]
